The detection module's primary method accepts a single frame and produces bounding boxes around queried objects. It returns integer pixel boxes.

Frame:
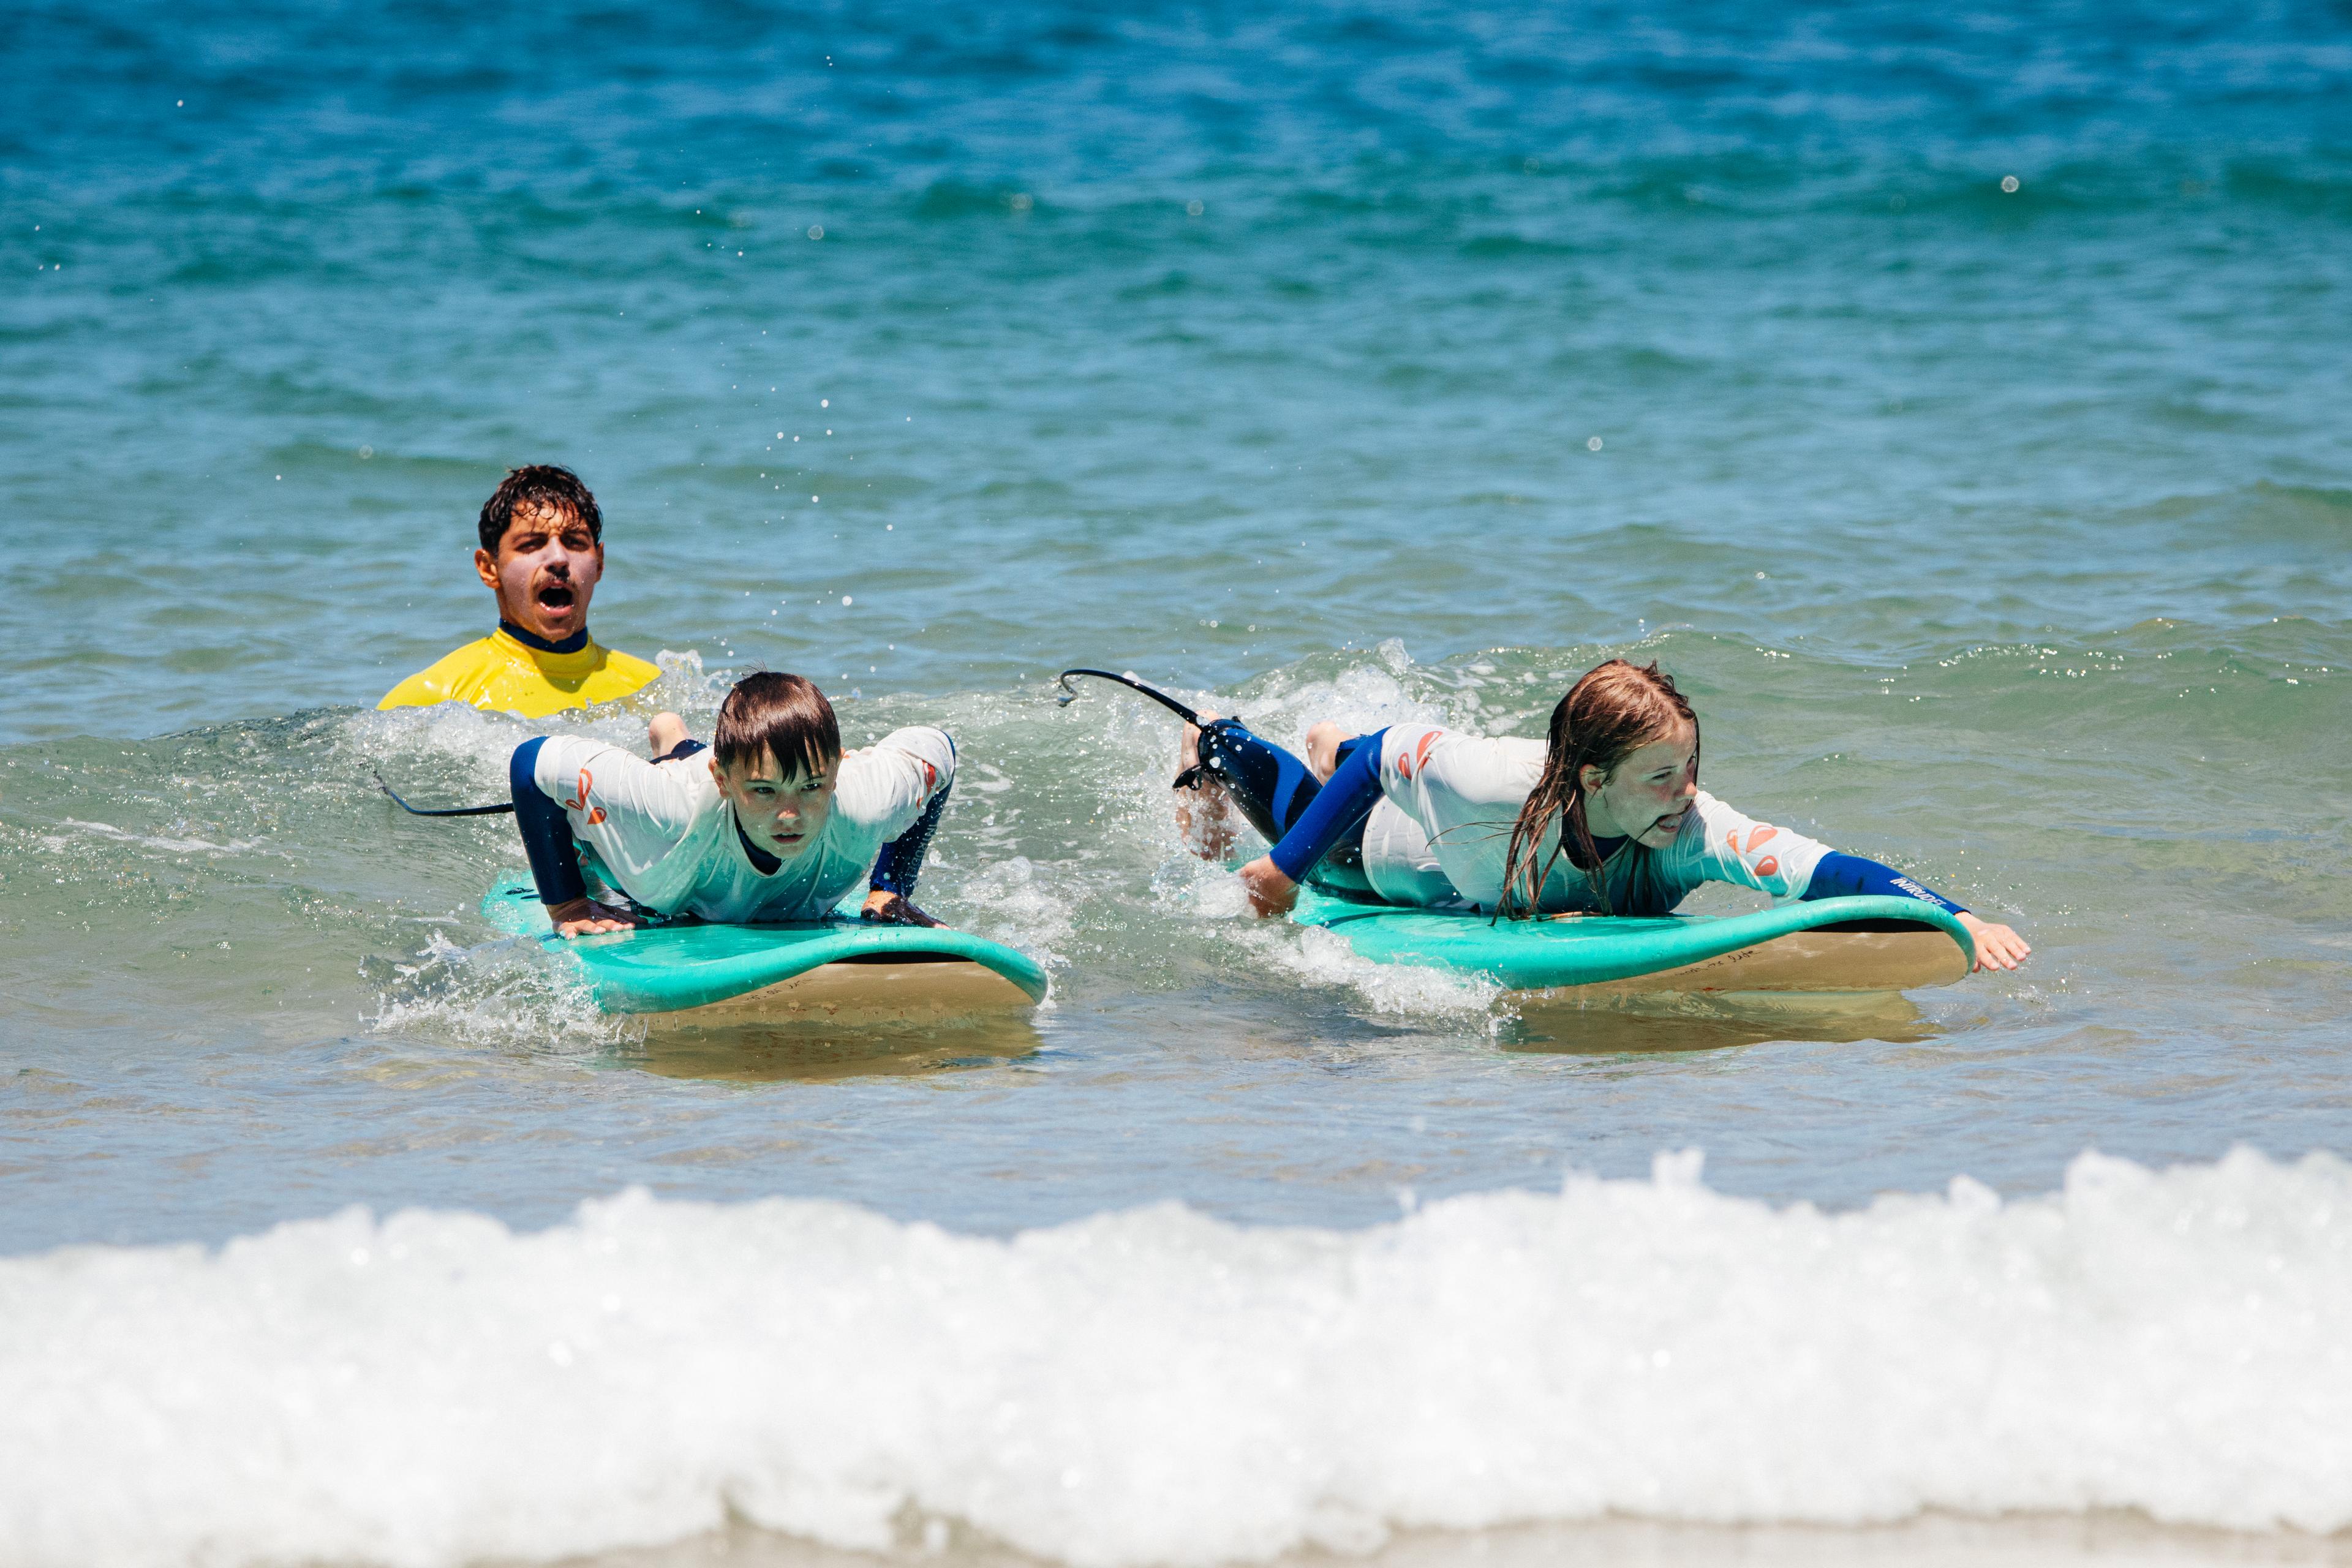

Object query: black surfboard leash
[373,770,516,818]
[1054,668,1208,726]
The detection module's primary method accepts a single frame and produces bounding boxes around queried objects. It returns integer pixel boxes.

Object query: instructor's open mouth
[535,582,576,610]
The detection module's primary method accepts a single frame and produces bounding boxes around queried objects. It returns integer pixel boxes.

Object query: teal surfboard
[481,878,1049,1019]
[1290,889,1974,995]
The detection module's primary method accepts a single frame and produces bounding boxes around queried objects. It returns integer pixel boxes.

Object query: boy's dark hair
[713,672,841,780]
[478,466,603,553]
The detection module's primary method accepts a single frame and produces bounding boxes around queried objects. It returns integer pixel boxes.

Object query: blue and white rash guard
[509,727,955,920]
[1258,723,1966,918]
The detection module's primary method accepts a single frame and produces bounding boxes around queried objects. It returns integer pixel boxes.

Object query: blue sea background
[7,1,2348,734]
[2,4,2352,1561]
[7,0,2352,1242]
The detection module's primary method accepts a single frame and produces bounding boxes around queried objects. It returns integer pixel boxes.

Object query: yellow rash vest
[378,623,662,717]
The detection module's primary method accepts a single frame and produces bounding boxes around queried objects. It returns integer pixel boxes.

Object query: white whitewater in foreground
[4,1148,2347,1568]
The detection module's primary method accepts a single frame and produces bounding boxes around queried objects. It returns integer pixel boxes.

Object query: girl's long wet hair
[1494,659,1698,919]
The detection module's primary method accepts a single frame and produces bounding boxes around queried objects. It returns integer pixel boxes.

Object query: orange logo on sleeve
[1397,731,1439,781]
[563,768,607,826]
[1730,824,1780,881]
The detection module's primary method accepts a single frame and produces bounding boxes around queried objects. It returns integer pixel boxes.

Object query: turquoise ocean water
[4,4,2352,1564]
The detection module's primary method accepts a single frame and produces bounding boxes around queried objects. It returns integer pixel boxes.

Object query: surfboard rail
[480,879,1050,1016]
[1291,891,1975,995]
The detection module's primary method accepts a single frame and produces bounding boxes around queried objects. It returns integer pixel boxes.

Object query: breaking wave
[5,1147,2348,1567]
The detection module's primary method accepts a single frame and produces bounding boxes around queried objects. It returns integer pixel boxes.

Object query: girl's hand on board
[1238,854,1300,917]
[1957,911,2030,973]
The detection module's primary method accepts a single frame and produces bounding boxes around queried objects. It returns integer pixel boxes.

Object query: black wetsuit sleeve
[1267,729,1388,883]
[510,737,587,908]
[869,782,951,898]
[866,731,954,898]
[1802,851,1967,915]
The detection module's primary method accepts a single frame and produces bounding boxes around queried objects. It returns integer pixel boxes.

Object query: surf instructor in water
[1161,658,2030,974]
[379,465,661,717]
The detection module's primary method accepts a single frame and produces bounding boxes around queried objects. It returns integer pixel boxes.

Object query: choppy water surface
[2,2,2351,1564]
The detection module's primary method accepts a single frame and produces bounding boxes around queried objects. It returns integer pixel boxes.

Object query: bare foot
[1304,721,1346,782]
[1175,710,1238,859]
[647,711,688,758]
[1178,709,1218,774]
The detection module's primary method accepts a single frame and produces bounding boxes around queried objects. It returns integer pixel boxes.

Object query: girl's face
[1581,718,1699,846]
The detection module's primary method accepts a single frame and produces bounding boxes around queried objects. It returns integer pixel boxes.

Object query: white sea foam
[951,854,1076,983]
[50,817,273,856]
[6,1148,2350,1568]
[1163,845,1496,1024]
[345,693,633,789]
[1245,921,1502,1022]
[368,928,631,1055]
[1228,657,1453,755]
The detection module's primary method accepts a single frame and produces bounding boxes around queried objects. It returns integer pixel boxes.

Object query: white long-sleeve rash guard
[1370,724,1833,915]
[525,726,955,922]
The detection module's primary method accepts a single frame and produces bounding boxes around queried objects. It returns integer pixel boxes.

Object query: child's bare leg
[647,712,688,758]
[1174,711,1239,860]
[1304,721,1347,782]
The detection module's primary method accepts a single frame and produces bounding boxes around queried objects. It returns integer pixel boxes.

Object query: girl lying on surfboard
[509,671,954,937]
[1078,658,2027,974]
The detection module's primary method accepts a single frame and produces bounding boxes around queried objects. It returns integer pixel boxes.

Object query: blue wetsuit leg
[1191,722,1321,843]
[1267,730,1389,883]
[510,737,587,907]
[1803,851,1967,915]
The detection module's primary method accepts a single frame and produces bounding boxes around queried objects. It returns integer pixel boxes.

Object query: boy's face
[712,750,839,861]
[475,501,603,644]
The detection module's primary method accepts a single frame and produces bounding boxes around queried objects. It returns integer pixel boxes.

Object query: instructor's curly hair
[478,466,603,553]
[1494,659,1697,920]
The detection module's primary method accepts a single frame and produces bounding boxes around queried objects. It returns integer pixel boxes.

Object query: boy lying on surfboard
[510,671,953,938]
